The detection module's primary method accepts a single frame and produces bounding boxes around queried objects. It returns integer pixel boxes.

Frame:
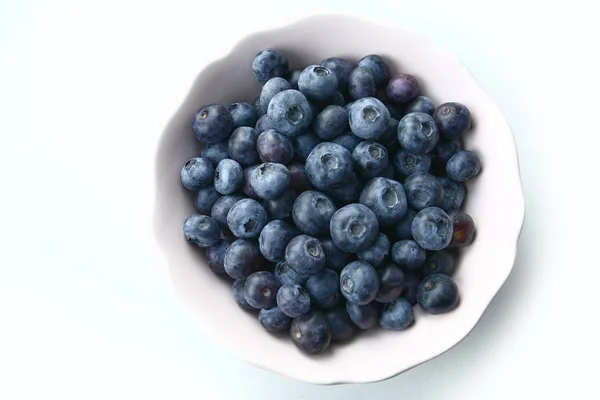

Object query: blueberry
[391,209,417,241]
[345,301,379,329]
[340,261,380,305]
[379,163,395,179]
[398,112,440,154]
[194,186,221,214]
[386,74,420,104]
[378,118,400,153]
[252,49,289,85]
[447,210,475,248]
[434,102,472,139]
[306,269,342,309]
[285,235,325,276]
[305,142,353,190]
[446,150,481,181]
[228,102,258,128]
[357,233,390,267]
[404,96,434,115]
[233,279,255,310]
[287,68,302,89]
[290,130,321,162]
[193,104,234,144]
[352,141,389,179]
[402,273,420,305]
[375,262,405,303]
[323,308,355,342]
[274,260,310,286]
[326,91,346,107]
[386,104,403,120]
[228,126,259,167]
[391,240,426,271]
[183,214,221,248]
[438,177,466,211]
[417,273,459,314]
[404,172,443,211]
[320,238,353,272]
[267,90,313,136]
[255,114,272,133]
[205,239,229,274]
[276,284,311,318]
[259,307,292,333]
[358,54,390,87]
[264,189,297,220]
[321,57,355,92]
[359,177,408,227]
[313,105,349,140]
[348,66,376,100]
[201,141,230,166]
[244,271,279,310]
[211,194,245,230]
[213,159,243,195]
[435,138,462,164]
[259,77,292,114]
[259,220,297,262]
[249,162,290,200]
[241,165,260,199]
[288,162,314,192]
[412,207,453,251]
[392,149,432,179]
[379,298,414,331]
[290,312,331,355]
[331,131,362,151]
[348,97,390,140]
[422,250,455,277]
[227,198,268,239]
[298,65,338,102]
[224,239,264,279]
[325,173,364,207]
[292,190,337,236]
[256,129,294,165]
[252,95,263,116]
[330,203,379,253]
[180,157,214,191]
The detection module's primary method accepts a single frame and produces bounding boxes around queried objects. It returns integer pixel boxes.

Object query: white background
[1,0,599,398]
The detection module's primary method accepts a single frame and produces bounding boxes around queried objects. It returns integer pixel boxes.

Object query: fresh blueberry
[267,89,313,137]
[378,118,400,153]
[391,240,426,271]
[348,66,376,100]
[386,74,420,104]
[183,214,221,248]
[412,207,453,251]
[357,233,390,267]
[233,279,255,310]
[402,273,420,305]
[205,239,229,274]
[305,142,353,190]
[326,91,346,107]
[434,102,472,139]
[446,150,481,181]
[306,269,342,309]
[320,238,353,272]
[323,308,355,342]
[417,273,459,314]
[298,65,338,102]
[228,126,259,167]
[352,140,389,179]
[255,114,272,133]
[391,209,418,240]
[274,260,310,286]
[241,165,260,199]
[392,149,432,179]
[379,298,414,331]
[330,203,379,253]
[252,49,289,85]
[252,95,263,117]
[287,68,302,89]
[259,220,297,262]
[259,77,292,114]
[321,57,355,92]
[211,194,245,230]
[259,307,292,333]
[264,189,297,220]
[404,96,434,115]
[193,104,234,144]
[435,138,462,164]
[340,261,380,305]
[422,250,455,277]
[313,105,349,140]
[386,104,403,120]
[404,172,443,211]
[438,176,466,211]
[228,102,258,128]
[348,97,390,140]
[181,157,214,191]
[378,163,395,179]
[290,312,331,355]
[276,284,310,318]
[345,301,379,329]
[226,198,268,239]
[375,262,405,303]
[359,177,408,226]
[447,211,475,248]
[201,141,230,166]
[249,162,290,200]
[292,190,337,236]
[214,159,243,195]
[224,239,264,279]
[288,162,314,192]
[194,186,221,214]
[285,234,326,275]
[331,131,362,152]
[256,129,294,165]
[398,112,440,154]
[244,271,279,309]
[325,173,364,206]
[290,130,321,162]
[358,54,390,87]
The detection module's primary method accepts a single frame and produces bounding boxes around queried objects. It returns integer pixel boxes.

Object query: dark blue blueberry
[357,233,390,267]
[252,95,263,117]
[434,102,472,139]
[263,189,297,220]
[348,97,390,139]
[259,77,292,114]
[435,138,462,164]
[290,312,331,355]
[447,210,475,248]
[422,250,455,277]
[417,273,459,314]
[287,68,302,89]
[386,104,403,120]
[277,284,311,318]
[378,118,400,153]
[331,131,362,152]
[345,301,379,329]
[438,177,466,211]
[292,190,337,236]
[290,130,321,162]
[340,261,380,305]
[391,240,426,271]
[359,177,408,226]
[183,214,221,248]
[181,157,215,190]
[348,66,376,100]
[285,234,325,276]
[398,112,440,154]
[214,159,243,195]
[391,209,417,240]
[404,172,443,210]
[321,57,355,92]
[352,141,389,179]
[320,238,353,272]
[375,262,405,303]
[228,126,259,167]
[205,239,229,274]
[323,308,355,342]
[226,198,268,239]
[305,142,354,190]
[258,220,297,262]
[288,162,314,192]
[330,203,379,253]
[224,239,264,279]
[412,207,453,251]
[379,298,414,331]
[201,141,229,166]
[402,273,420,305]
[241,165,260,199]
[249,162,290,200]
[358,54,390,87]
[306,269,341,309]
[228,102,258,128]
[324,173,363,206]
[392,149,432,180]
[255,114,272,133]
[267,89,313,137]
[378,163,395,179]
[256,129,294,165]
[274,260,310,286]
[386,74,420,104]
[192,104,234,144]
[404,96,434,115]
[244,271,279,309]
[252,49,289,85]
[194,186,221,214]
[233,279,255,310]
[313,105,348,140]
[326,91,346,107]
[259,307,292,333]
[211,194,245,230]
[298,65,338,101]
[446,150,481,181]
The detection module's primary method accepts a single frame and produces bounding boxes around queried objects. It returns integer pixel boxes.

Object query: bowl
[153,14,525,385]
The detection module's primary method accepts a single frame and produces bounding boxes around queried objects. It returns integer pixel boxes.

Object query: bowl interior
[153,15,524,384]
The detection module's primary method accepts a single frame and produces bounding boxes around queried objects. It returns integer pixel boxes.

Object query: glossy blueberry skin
[404,96,434,115]
[228,127,259,167]
[305,142,353,190]
[181,157,214,191]
[244,271,280,310]
[224,239,263,279]
[285,235,326,276]
[321,57,355,91]
[404,172,443,211]
[194,186,221,214]
[291,190,337,236]
[226,198,268,239]
[290,312,331,355]
[306,269,342,309]
[379,297,414,331]
[320,238,353,272]
[259,307,292,333]
[256,129,294,165]
[392,149,432,180]
[386,74,420,104]
[313,105,349,140]
[183,214,221,248]
[255,114,272,133]
[276,284,311,318]
[290,130,321,162]
[264,189,297,220]
[358,54,391,87]
[446,150,481,181]
[434,102,472,139]
[214,159,243,195]
[233,279,255,310]
[375,262,405,303]
[252,49,289,85]
[391,240,426,271]
[205,239,229,274]
[330,203,379,253]
[241,165,260,199]
[259,220,297,262]
[352,141,389,179]
[346,301,379,329]
[340,261,380,305]
[325,173,364,207]
[359,178,408,229]
[192,104,234,144]
[391,209,417,240]
[259,77,292,114]
[438,177,466,211]
[348,66,376,100]
[412,207,453,251]
[211,194,245,230]
[201,141,230,166]
[288,162,314,192]
[357,233,390,267]
[274,260,310,286]
[348,97,390,140]
[417,273,459,314]
[398,112,440,154]
[378,118,400,153]
[331,131,362,152]
[287,68,302,89]
[447,211,475,248]
[323,308,355,342]
[402,273,420,305]
[228,102,258,128]
[267,90,313,137]
[249,162,290,200]
[423,250,455,277]
[298,65,338,102]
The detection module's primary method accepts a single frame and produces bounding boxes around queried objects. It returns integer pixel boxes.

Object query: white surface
[0,0,598,398]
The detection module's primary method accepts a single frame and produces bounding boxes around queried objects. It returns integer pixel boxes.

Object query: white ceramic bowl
[153,15,525,385]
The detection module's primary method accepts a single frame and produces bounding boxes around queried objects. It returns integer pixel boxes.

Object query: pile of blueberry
[181,49,481,355]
